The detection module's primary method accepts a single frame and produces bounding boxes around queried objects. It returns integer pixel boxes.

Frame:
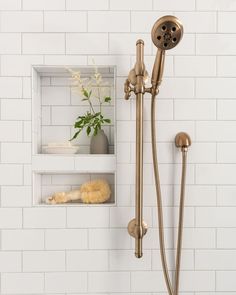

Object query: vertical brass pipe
[135,92,144,258]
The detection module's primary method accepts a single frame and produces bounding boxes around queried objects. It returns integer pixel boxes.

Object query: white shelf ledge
[32,154,116,173]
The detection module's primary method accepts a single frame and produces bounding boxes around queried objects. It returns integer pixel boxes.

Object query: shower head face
[151,15,183,50]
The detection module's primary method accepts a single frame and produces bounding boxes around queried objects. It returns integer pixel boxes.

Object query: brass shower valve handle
[124,78,134,100]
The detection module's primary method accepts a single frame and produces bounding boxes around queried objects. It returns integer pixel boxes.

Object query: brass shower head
[151,15,183,50]
[151,15,183,90]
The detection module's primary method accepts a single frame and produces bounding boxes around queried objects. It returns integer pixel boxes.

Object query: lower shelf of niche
[33,172,115,206]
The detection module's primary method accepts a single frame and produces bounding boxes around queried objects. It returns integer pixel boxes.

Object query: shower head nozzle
[151,15,183,50]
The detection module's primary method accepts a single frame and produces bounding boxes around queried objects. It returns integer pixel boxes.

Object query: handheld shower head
[151,15,183,50]
[151,15,183,90]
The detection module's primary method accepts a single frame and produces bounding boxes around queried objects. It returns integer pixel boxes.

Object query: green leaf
[104,96,111,103]
[104,118,111,123]
[86,126,91,136]
[69,130,81,141]
[83,89,89,98]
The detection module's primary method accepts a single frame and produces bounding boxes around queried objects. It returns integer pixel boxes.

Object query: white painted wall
[0,0,235,294]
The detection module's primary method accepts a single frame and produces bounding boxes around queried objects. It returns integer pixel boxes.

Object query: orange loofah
[46,179,111,204]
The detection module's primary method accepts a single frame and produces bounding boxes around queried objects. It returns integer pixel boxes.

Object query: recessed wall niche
[31,65,116,206]
[32,66,115,155]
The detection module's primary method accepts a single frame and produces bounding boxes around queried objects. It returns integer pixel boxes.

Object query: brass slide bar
[127,40,147,258]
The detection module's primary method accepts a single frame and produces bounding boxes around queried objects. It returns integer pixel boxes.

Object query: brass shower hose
[151,93,188,295]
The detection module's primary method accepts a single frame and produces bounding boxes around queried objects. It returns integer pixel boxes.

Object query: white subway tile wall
[0,1,234,294]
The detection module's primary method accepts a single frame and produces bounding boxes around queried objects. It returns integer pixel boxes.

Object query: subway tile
[45,272,87,293]
[179,271,215,292]
[196,207,236,227]
[218,12,236,32]
[67,250,108,271]
[0,252,21,272]
[145,228,216,249]
[218,56,236,76]
[45,54,87,66]
[0,121,23,142]
[217,228,236,248]
[24,208,66,228]
[1,273,44,294]
[89,229,131,249]
[174,100,216,120]
[42,86,70,105]
[0,209,22,228]
[1,99,31,120]
[66,0,108,10]
[196,250,236,270]
[23,33,65,54]
[196,78,236,99]
[196,164,236,184]
[2,229,44,250]
[197,34,236,55]
[23,0,65,10]
[51,106,88,125]
[218,100,236,120]
[131,12,171,33]
[175,12,216,33]
[88,55,130,76]
[1,143,31,163]
[66,33,108,54]
[23,251,65,272]
[0,0,21,10]
[217,143,236,163]
[153,0,195,10]
[1,186,31,207]
[45,229,88,250]
[155,121,195,142]
[0,165,23,185]
[44,11,87,32]
[152,249,194,270]
[217,271,236,291]
[196,121,236,142]
[217,186,236,206]
[197,0,236,10]
[182,143,217,164]
[175,56,216,77]
[0,33,21,54]
[153,207,195,228]
[0,77,22,98]
[109,250,151,270]
[110,0,152,10]
[109,33,151,55]
[88,272,130,293]
[1,55,43,76]
[67,207,109,228]
[174,185,216,206]
[88,11,130,32]
[1,12,43,32]
[131,271,166,292]
[158,78,195,99]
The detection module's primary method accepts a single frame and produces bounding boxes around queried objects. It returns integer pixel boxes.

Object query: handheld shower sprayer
[151,15,183,91]
[124,15,191,295]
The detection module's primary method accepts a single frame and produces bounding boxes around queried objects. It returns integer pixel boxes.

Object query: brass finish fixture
[175,132,192,151]
[124,15,191,295]
[125,39,148,258]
